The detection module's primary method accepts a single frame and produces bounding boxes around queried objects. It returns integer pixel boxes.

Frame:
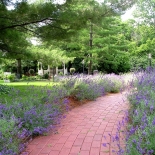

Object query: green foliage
[130,55,153,71]
[135,0,155,26]
[93,17,131,73]
[7,74,16,82]
[70,68,76,74]
[59,72,64,76]
[36,75,42,80]
[22,75,28,81]
[126,69,155,154]
[0,119,20,155]
[0,73,129,154]
[60,74,125,101]
[43,73,49,79]
[0,84,12,94]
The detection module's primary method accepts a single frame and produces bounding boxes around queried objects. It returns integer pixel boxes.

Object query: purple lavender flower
[152,117,155,125]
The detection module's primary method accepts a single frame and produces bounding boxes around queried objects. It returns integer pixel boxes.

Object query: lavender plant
[0,118,20,155]
[0,84,13,94]
[111,68,155,155]
[125,68,155,155]
[0,73,128,154]
[0,84,69,154]
[59,73,125,101]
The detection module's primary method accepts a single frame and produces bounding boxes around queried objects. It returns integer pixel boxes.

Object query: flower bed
[125,68,155,155]
[109,68,155,155]
[0,73,129,155]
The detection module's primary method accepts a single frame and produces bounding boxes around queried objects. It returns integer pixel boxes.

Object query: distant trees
[2,0,148,75]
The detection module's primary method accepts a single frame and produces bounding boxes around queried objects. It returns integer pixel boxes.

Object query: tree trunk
[17,58,22,79]
[88,21,93,75]
[88,55,92,75]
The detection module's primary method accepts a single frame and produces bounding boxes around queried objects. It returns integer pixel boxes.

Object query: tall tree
[92,17,131,73]
[134,0,155,26]
[0,0,135,75]
[0,0,135,52]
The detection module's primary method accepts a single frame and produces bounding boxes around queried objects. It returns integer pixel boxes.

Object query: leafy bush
[27,76,36,81]
[0,84,12,94]
[36,75,42,80]
[0,84,69,154]
[0,73,4,80]
[70,68,75,74]
[71,81,104,100]
[59,74,125,101]
[97,74,124,93]
[0,73,129,154]
[0,119,20,155]
[22,75,28,81]
[43,73,49,79]
[7,74,16,82]
[119,68,155,154]
[59,72,63,76]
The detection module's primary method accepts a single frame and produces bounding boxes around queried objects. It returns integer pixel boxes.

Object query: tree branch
[0,17,58,30]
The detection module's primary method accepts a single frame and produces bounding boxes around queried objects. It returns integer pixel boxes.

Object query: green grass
[0,80,57,86]
[0,80,60,104]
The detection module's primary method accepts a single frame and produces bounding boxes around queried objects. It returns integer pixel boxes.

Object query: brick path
[21,92,129,155]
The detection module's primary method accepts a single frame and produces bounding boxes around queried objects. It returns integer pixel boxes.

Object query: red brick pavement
[21,92,129,155]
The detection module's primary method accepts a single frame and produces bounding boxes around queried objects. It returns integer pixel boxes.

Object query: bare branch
[0,17,58,30]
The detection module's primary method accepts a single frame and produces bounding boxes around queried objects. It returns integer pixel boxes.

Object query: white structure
[38,62,68,76]
[3,72,11,83]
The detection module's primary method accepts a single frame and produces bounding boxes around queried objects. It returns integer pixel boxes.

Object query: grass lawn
[0,80,60,104]
[0,80,57,86]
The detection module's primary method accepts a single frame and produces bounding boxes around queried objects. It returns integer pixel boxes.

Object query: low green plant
[70,68,75,75]
[0,84,12,94]
[0,72,4,80]
[22,75,28,81]
[43,73,49,79]
[59,72,63,76]
[7,74,16,82]
[71,81,104,100]
[0,83,69,154]
[0,119,20,155]
[36,75,42,80]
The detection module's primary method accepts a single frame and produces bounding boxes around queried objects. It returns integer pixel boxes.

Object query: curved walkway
[21,92,129,155]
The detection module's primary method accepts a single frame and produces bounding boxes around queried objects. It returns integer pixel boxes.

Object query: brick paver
[21,92,129,155]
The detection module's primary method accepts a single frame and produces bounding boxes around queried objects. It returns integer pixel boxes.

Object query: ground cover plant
[57,73,128,101]
[106,68,155,155]
[124,68,155,155]
[0,81,69,155]
[0,73,130,155]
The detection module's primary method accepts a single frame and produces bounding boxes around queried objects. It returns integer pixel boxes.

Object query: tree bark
[88,21,93,75]
[16,58,22,79]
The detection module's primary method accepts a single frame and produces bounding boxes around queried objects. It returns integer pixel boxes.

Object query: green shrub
[0,84,12,94]
[59,72,63,76]
[7,74,16,82]
[22,75,28,81]
[0,119,20,155]
[70,81,104,100]
[70,68,75,74]
[36,75,42,80]
[0,72,4,80]
[43,73,49,79]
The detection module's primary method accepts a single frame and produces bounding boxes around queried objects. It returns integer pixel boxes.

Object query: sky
[121,6,135,21]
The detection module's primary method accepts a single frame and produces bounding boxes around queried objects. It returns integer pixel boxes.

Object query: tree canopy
[2,0,149,76]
